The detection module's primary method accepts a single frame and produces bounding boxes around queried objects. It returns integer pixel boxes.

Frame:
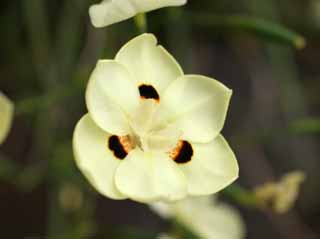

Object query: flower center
[108,94,190,161]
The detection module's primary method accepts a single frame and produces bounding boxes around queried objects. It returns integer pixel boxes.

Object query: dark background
[0,0,319,238]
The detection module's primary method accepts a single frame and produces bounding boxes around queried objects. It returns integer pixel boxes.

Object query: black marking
[108,135,127,160]
[139,84,160,101]
[174,141,193,164]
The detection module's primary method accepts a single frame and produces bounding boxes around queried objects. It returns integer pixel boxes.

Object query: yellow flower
[150,196,246,239]
[89,0,187,28]
[73,34,238,203]
[254,171,306,213]
[0,92,14,145]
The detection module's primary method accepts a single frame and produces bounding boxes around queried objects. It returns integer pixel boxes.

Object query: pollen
[169,140,193,164]
[169,141,183,159]
[118,135,133,153]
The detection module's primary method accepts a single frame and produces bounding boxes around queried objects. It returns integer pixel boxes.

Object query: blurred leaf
[289,118,320,134]
[15,78,85,116]
[15,163,46,192]
[187,13,305,49]
[0,155,19,181]
[0,155,45,191]
[109,226,158,239]
[171,220,199,239]
[49,141,78,183]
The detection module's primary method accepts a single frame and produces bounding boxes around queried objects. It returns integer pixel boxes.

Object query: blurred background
[0,0,319,238]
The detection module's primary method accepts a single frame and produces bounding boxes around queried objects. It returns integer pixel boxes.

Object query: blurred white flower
[254,171,306,213]
[73,33,238,203]
[89,0,187,28]
[150,196,246,239]
[0,92,14,145]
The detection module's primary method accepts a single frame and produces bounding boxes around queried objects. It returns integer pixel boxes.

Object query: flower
[89,0,187,28]
[73,33,238,203]
[254,171,306,213]
[0,92,14,145]
[150,196,246,239]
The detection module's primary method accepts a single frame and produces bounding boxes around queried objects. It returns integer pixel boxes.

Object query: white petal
[180,135,238,196]
[89,0,187,28]
[174,196,246,239]
[197,202,245,239]
[73,114,126,199]
[115,34,183,95]
[86,60,140,135]
[115,149,187,202]
[149,201,172,219]
[162,75,232,143]
[0,92,14,145]
[150,196,246,239]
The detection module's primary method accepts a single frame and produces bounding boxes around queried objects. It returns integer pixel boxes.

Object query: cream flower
[73,34,238,203]
[89,0,187,28]
[0,92,14,145]
[150,196,246,239]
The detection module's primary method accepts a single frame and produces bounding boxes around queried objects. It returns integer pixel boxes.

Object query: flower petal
[174,197,246,239]
[194,201,245,239]
[89,0,187,28]
[115,34,183,95]
[150,195,246,239]
[0,92,14,145]
[180,135,238,196]
[161,75,232,143]
[115,149,187,202]
[73,114,126,199]
[86,60,140,135]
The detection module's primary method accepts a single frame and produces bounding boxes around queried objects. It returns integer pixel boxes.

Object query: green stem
[223,184,259,208]
[134,13,148,33]
[22,0,51,79]
[288,117,320,134]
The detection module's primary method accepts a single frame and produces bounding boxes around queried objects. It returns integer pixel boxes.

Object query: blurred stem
[166,8,193,71]
[223,184,259,208]
[134,13,148,33]
[0,155,19,182]
[55,1,89,78]
[186,13,305,49]
[22,0,50,79]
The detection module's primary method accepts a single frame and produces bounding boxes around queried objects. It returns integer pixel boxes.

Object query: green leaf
[187,13,305,49]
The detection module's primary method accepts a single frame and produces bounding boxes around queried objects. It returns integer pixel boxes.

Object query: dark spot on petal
[174,141,193,164]
[108,135,127,160]
[139,84,160,101]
